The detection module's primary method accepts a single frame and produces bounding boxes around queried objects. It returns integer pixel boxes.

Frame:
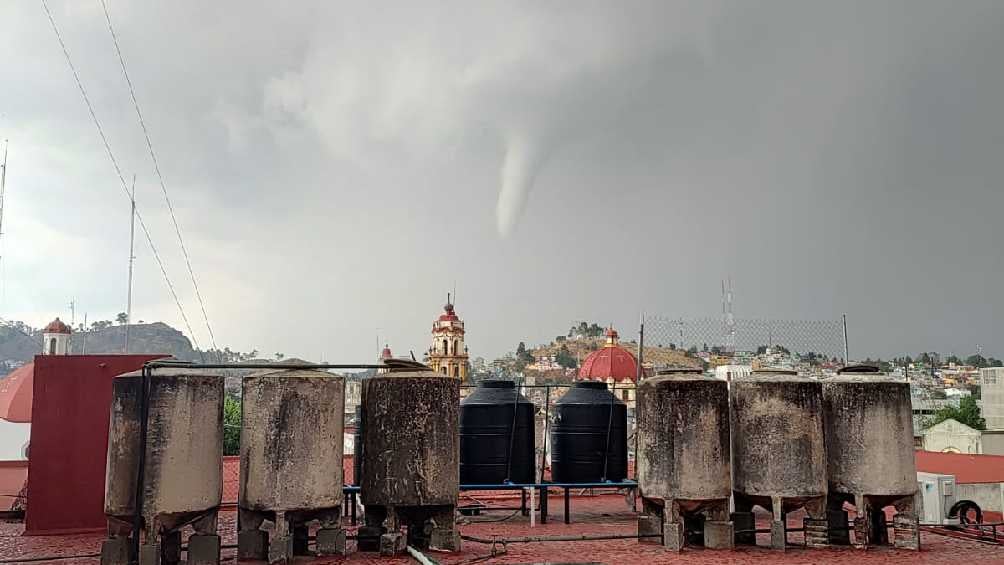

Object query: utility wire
[98,0,217,353]
[39,0,201,351]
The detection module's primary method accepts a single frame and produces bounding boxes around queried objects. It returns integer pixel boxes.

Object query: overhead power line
[39,0,201,351]
[98,0,217,353]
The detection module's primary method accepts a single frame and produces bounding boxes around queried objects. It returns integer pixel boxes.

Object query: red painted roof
[915,450,1004,484]
[43,318,71,334]
[0,363,34,423]
[438,302,460,322]
[380,345,393,359]
[579,345,638,382]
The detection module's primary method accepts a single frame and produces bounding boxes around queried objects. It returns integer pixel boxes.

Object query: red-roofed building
[915,450,1004,517]
[578,327,638,404]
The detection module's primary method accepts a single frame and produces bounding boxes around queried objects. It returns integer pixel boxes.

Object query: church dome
[579,327,637,383]
[43,318,71,335]
[439,302,460,322]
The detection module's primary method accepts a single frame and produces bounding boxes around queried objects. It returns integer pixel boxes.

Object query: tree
[966,354,988,368]
[223,395,241,456]
[926,396,986,431]
[555,345,577,369]
[515,342,534,370]
[116,312,128,325]
[275,352,284,361]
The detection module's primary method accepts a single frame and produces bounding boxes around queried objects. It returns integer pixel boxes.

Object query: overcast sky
[1,1,1002,362]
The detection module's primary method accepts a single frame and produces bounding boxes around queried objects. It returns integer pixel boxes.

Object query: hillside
[532,336,700,369]
[0,322,199,363]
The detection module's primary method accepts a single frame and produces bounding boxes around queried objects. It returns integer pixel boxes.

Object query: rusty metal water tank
[103,368,223,559]
[460,380,536,485]
[637,369,730,502]
[359,372,459,507]
[730,372,826,500]
[823,367,916,499]
[240,369,345,511]
[550,382,627,483]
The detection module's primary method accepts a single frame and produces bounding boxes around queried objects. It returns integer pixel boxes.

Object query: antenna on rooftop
[0,140,8,301]
[125,174,136,354]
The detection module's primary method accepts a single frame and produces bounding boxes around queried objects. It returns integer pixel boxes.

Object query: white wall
[956,483,1004,513]
[0,421,30,461]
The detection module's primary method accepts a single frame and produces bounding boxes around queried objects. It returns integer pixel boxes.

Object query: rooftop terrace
[3,493,1002,564]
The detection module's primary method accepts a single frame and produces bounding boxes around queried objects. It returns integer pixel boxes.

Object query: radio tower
[722,278,736,354]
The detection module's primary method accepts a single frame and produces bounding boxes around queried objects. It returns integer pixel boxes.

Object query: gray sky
[1,1,1002,362]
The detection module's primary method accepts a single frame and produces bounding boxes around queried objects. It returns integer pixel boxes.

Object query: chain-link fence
[642,316,846,362]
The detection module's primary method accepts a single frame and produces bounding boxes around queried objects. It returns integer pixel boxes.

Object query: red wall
[24,355,165,535]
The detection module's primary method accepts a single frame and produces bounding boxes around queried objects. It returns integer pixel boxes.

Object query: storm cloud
[1,1,1002,361]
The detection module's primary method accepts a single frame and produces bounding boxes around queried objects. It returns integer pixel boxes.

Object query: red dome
[43,318,71,335]
[438,303,460,322]
[579,345,638,383]
[381,345,393,360]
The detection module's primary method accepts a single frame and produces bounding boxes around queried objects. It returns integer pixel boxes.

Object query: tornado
[496,133,549,237]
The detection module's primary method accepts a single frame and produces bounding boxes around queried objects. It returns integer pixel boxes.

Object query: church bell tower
[425,294,468,381]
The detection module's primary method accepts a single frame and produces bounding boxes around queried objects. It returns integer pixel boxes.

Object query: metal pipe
[406,545,440,565]
[130,364,152,562]
[461,533,661,544]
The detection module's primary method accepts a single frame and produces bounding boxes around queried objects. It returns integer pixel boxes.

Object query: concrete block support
[138,544,161,565]
[662,521,685,551]
[316,528,348,556]
[267,535,294,564]
[893,513,920,551]
[187,534,221,565]
[637,514,662,544]
[803,518,829,548]
[100,538,131,565]
[380,532,406,556]
[703,521,734,550]
[237,530,267,560]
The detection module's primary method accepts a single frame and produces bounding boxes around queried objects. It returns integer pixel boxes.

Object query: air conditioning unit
[917,472,960,526]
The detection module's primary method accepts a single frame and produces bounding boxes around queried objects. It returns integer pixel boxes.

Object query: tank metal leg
[769,497,786,551]
[853,494,870,548]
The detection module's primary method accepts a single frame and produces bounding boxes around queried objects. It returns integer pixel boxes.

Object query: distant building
[578,327,637,405]
[920,418,1004,456]
[41,318,71,356]
[981,367,1004,430]
[425,297,469,381]
[922,418,983,454]
[714,364,751,382]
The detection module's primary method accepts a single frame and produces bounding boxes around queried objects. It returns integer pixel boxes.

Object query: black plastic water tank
[460,380,536,484]
[550,381,627,483]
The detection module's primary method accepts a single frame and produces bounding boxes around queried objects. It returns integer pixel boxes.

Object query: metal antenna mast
[0,140,7,292]
[125,174,137,354]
